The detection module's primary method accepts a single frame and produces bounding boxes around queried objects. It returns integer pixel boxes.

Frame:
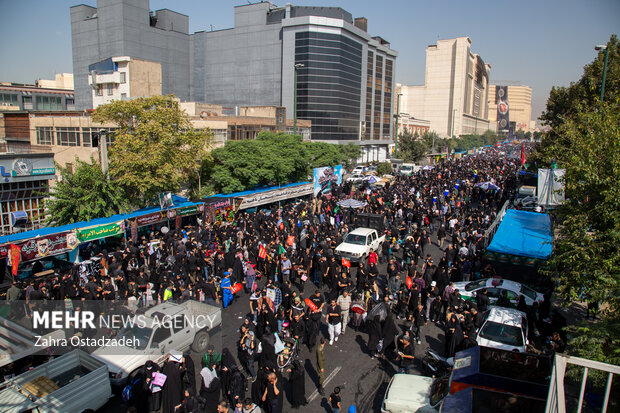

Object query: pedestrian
[261,372,281,413]
[329,386,342,413]
[316,338,326,395]
[397,336,415,374]
[336,290,352,334]
[161,352,185,413]
[287,359,307,407]
[221,272,234,308]
[327,299,342,345]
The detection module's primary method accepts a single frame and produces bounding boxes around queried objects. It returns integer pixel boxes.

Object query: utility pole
[394,93,402,157]
[99,129,109,174]
[293,63,304,136]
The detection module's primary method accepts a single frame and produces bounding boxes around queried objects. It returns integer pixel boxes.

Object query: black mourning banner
[496,86,509,132]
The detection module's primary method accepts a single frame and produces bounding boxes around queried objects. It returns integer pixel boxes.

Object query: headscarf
[200,366,217,388]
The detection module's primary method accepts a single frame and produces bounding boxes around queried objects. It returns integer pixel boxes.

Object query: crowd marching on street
[4,146,560,413]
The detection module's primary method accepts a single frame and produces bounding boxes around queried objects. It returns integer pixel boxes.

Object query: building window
[120,93,127,99]
[66,98,74,105]
[56,127,80,146]
[0,94,18,106]
[23,96,33,110]
[35,95,62,111]
[120,72,126,84]
[96,87,103,96]
[107,84,113,96]
[0,180,48,235]
[81,127,116,147]
[36,127,54,145]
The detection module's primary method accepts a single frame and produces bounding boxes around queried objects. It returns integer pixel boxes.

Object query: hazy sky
[0,0,618,120]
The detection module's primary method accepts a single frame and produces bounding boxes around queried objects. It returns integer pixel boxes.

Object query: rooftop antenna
[210,24,216,31]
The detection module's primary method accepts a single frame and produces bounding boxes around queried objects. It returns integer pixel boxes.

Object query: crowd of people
[4,146,561,412]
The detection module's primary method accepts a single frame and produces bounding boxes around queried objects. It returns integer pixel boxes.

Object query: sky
[0,0,618,121]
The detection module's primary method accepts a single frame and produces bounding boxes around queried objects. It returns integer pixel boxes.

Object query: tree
[305,142,342,170]
[210,132,308,193]
[92,95,211,206]
[398,130,429,162]
[376,162,392,175]
[46,158,128,225]
[337,143,362,169]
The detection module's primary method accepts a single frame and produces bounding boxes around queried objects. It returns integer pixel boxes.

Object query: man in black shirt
[326,299,342,345]
[398,336,415,374]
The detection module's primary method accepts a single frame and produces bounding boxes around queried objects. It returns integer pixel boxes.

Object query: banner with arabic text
[77,221,125,242]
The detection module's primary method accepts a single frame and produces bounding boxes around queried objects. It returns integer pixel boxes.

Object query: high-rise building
[487,85,532,132]
[70,0,190,110]
[71,1,397,159]
[399,37,491,138]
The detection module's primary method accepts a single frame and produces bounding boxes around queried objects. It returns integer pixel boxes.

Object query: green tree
[398,130,429,162]
[92,95,211,206]
[46,158,128,225]
[376,162,392,175]
[305,142,342,170]
[210,132,308,193]
[337,143,362,169]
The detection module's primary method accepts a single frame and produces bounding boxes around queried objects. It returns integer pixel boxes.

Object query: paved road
[102,232,448,412]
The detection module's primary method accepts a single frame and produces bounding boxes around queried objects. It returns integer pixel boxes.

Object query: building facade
[0,153,56,235]
[399,37,491,138]
[0,83,75,112]
[70,0,190,110]
[487,85,532,132]
[71,1,396,160]
[88,56,162,108]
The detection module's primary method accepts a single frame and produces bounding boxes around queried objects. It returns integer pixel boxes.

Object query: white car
[351,166,365,175]
[476,306,529,352]
[346,173,366,184]
[452,278,544,307]
[335,227,385,263]
[381,373,448,413]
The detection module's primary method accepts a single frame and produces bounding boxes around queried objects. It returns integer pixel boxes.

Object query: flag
[258,245,267,259]
[278,245,286,255]
[286,235,295,246]
[10,244,20,277]
[520,143,526,167]
[342,258,351,268]
[406,276,413,290]
[279,222,284,231]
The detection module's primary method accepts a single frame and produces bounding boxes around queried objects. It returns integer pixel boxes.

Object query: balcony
[88,72,120,86]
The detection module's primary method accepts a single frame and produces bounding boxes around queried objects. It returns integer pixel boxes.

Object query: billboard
[496,86,510,132]
[313,165,343,197]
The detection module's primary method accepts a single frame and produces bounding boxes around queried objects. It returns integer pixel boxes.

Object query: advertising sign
[0,232,75,261]
[313,165,343,197]
[237,184,313,210]
[77,221,125,242]
[134,212,164,227]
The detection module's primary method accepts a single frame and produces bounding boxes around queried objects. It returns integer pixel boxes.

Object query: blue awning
[487,209,553,260]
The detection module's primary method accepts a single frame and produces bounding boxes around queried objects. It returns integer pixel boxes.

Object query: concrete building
[487,84,532,132]
[399,37,492,138]
[88,56,162,108]
[70,0,190,110]
[71,1,396,160]
[35,73,74,90]
[0,83,75,112]
[397,113,431,137]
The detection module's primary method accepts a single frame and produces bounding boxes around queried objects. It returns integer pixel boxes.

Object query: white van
[381,374,448,412]
[399,163,416,176]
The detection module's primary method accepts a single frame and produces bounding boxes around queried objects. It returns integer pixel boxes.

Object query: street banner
[1,232,77,262]
[313,165,343,197]
[237,184,313,210]
[77,221,125,242]
[134,212,164,227]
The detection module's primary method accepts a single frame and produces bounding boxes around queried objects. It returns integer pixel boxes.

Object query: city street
[100,231,448,413]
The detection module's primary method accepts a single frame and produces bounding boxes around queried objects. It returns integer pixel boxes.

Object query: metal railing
[482,199,510,248]
[546,353,620,413]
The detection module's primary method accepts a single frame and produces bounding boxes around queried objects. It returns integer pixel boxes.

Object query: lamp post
[393,93,402,158]
[595,44,609,111]
[451,108,457,137]
[293,63,304,136]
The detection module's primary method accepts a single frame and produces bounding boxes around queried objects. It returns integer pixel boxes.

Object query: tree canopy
[92,95,211,207]
[46,158,128,225]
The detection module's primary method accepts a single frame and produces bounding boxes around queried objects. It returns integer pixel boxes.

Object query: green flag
[279,245,286,255]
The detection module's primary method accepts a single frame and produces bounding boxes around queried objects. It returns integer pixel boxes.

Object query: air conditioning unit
[10,211,28,228]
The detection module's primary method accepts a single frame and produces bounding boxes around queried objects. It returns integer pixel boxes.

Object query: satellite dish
[161,226,169,234]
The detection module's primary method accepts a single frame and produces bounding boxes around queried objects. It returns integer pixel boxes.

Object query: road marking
[308,365,341,402]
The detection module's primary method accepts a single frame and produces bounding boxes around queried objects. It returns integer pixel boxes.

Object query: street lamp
[393,93,403,158]
[293,63,304,136]
[595,44,609,111]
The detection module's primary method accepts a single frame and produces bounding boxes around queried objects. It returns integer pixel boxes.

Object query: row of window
[295,46,361,64]
[36,127,117,147]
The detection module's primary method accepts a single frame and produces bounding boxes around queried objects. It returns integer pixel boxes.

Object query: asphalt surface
[101,231,448,413]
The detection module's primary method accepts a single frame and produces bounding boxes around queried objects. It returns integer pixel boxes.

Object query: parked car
[452,278,544,307]
[92,300,221,386]
[398,163,417,176]
[335,227,385,263]
[381,373,449,413]
[476,306,529,352]
[346,173,366,184]
[351,166,365,175]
